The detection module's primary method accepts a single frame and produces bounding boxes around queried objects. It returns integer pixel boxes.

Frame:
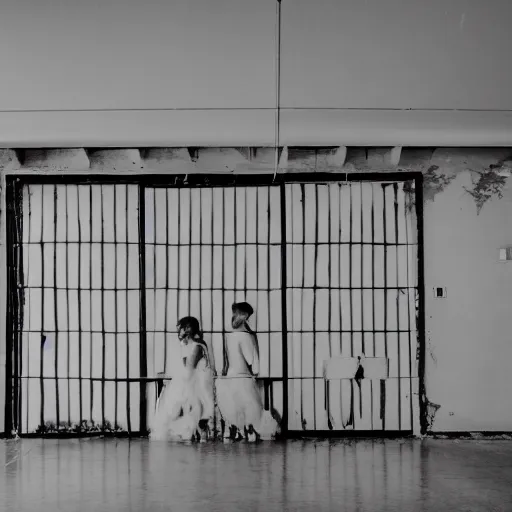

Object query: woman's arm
[250,334,260,376]
[204,337,217,376]
[222,335,229,376]
[241,333,260,377]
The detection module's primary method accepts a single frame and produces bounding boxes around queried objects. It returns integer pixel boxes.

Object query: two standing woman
[150,302,279,442]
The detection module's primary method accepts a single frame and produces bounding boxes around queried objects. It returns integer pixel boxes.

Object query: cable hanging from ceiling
[273,0,282,182]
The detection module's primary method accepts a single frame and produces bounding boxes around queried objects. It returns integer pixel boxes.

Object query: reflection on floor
[1,438,511,511]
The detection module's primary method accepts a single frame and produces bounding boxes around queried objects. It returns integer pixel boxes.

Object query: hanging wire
[273,0,282,182]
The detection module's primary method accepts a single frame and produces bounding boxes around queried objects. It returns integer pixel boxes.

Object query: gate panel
[7,175,421,438]
[18,184,141,434]
[285,181,418,433]
[144,185,284,426]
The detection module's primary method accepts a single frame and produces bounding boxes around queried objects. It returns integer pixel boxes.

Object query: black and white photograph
[0,0,511,510]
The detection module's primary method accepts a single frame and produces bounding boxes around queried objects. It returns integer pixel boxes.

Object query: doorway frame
[4,171,425,437]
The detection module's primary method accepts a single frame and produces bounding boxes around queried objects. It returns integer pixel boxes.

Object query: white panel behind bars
[21,184,141,433]
[285,181,418,432]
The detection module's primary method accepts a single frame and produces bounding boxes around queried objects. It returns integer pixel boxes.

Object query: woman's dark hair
[177,316,201,338]
[231,302,254,330]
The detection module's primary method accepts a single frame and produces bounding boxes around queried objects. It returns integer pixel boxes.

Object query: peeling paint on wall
[422,165,457,203]
[427,338,437,365]
[424,399,441,431]
[464,166,508,214]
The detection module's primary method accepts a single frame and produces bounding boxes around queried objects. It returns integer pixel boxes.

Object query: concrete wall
[2,0,511,111]
[2,0,512,146]
[424,170,512,432]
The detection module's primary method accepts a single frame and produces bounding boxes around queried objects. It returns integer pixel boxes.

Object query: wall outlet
[434,287,447,298]
[499,247,512,261]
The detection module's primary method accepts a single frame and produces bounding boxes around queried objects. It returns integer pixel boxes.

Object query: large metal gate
[285,182,419,433]
[4,174,423,437]
[143,184,285,430]
[7,182,143,435]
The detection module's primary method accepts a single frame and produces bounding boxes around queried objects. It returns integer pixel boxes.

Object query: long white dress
[149,340,215,441]
[216,331,280,440]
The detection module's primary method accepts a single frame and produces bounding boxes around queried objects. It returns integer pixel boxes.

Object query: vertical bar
[152,187,157,369]
[176,188,181,339]
[138,185,148,434]
[221,188,226,374]
[404,181,414,429]
[300,184,305,428]
[267,186,271,377]
[415,175,427,435]
[65,187,71,427]
[89,185,94,425]
[25,185,33,433]
[371,183,376,429]
[188,187,193,313]
[100,186,106,430]
[371,185,376,354]
[15,184,24,434]
[113,186,119,429]
[312,184,318,430]
[124,185,131,433]
[338,184,343,353]
[233,185,238,309]
[4,178,13,434]
[164,189,169,373]
[360,183,365,353]
[5,178,22,435]
[53,185,60,428]
[210,188,215,372]
[40,185,45,429]
[244,187,248,298]
[255,188,260,334]
[77,185,83,430]
[197,188,202,329]
[382,184,388,358]
[327,185,332,358]
[279,181,288,435]
[394,183,401,430]
[349,183,353,355]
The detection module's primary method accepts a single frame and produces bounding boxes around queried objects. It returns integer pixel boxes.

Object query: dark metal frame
[4,172,425,438]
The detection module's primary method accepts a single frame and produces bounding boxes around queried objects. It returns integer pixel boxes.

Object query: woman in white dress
[216,302,280,441]
[149,317,216,442]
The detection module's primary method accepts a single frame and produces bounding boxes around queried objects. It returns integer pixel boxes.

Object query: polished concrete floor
[1,437,511,511]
